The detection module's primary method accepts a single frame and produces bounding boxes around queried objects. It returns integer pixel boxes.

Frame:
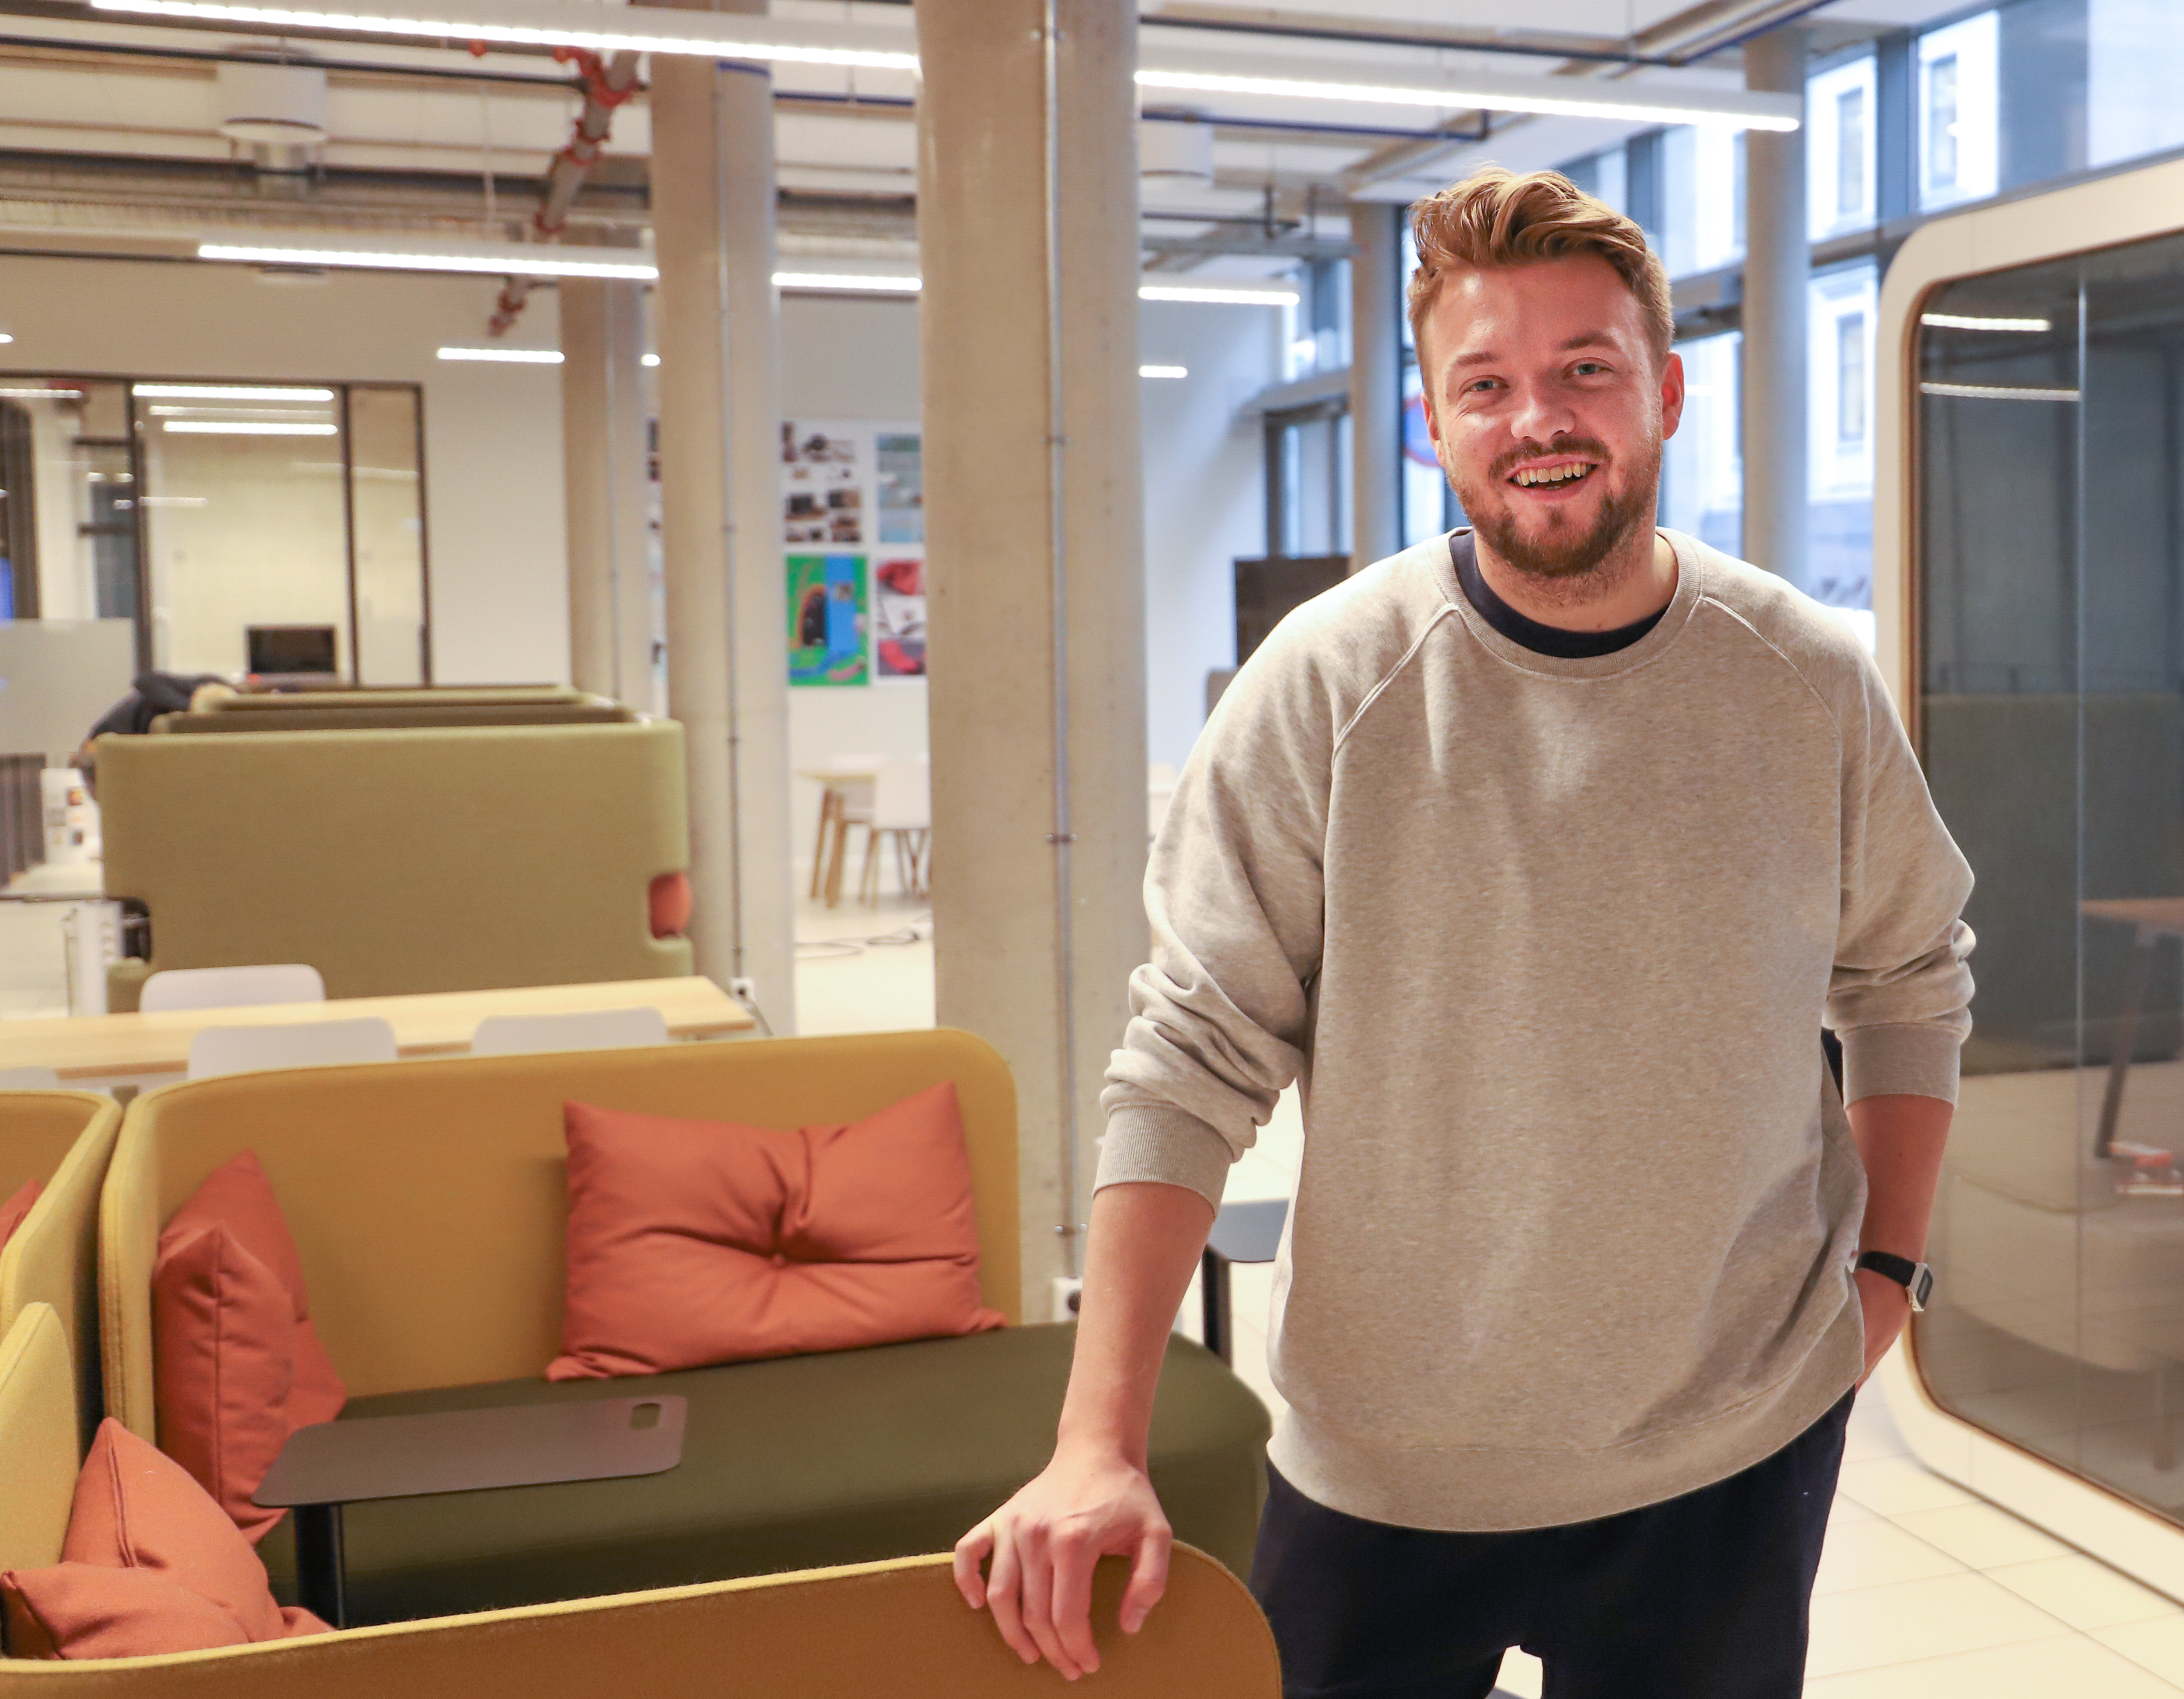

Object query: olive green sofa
[95,721,693,1011]
[0,1306,1279,1693]
[99,1031,1270,1626]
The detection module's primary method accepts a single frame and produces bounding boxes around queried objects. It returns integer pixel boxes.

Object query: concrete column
[1348,199,1402,573]
[560,277,653,705]
[918,0,1148,1313]
[1741,24,1810,590]
[650,11,796,1026]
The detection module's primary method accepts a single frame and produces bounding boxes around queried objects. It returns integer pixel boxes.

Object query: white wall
[0,253,568,685]
[1138,298,1281,772]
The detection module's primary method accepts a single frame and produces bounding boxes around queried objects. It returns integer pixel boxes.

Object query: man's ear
[1657,349,1687,441]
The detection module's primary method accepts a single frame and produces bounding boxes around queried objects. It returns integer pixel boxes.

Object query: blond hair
[1406,167,1674,366]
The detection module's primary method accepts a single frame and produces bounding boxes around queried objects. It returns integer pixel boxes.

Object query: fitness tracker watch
[1856,1250,1934,1314]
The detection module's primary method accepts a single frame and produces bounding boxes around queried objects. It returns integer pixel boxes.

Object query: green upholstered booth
[98,1031,1271,1626]
[0,1309,1279,1694]
[95,721,693,1011]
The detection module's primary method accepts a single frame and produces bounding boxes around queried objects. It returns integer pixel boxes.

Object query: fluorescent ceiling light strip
[136,383,335,399]
[0,334,13,344]
[438,346,564,362]
[163,420,340,434]
[89,0,919,69]
[200,242,655,279]
[775,271,921,293]
[1920,380,2080,402]
[0,387,78,399]
[1920,312,2053,332]
[147,406,329,417]
[1141,284,1298,305]
[1140,364,1188,378]
[86,0,1793,131]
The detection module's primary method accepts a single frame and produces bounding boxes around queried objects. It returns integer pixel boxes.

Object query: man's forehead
[1428,266,1649,367]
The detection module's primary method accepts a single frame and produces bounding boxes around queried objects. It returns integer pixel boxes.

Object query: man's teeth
[1513,463,1593,486]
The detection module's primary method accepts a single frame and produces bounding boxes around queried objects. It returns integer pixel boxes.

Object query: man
[956,167,1972,1696]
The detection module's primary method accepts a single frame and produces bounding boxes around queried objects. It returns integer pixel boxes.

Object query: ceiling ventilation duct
[216,58,330,193]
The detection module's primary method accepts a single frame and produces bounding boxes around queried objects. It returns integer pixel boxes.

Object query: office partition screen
[1915,227,2184,1523]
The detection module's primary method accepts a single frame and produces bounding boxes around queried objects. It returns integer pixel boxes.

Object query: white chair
[140,964,326,1014]
[469,1006,671,1057]
[0,1065,61,1090]
[186,1017,398,1082]
[860,757,931,905]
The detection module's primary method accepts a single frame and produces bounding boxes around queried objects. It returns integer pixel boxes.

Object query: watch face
[1911,1265,1935,1313]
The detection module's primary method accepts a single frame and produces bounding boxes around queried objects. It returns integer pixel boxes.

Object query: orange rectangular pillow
[0,1178,41,1253]
[0,1419,329,1659]
[152,1153,346,1541]
[548,1081,1005,1380]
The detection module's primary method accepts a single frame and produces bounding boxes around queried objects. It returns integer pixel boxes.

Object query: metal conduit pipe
[487,45,639,337]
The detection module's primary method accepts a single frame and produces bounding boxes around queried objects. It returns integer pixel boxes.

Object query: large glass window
[1919,12,2000,210]
[1809,54,1878,239]
[2089,0,2184,168]
[1659,331,1742,557]
[1915,229,2184,1522]
[1809,261,1879,616]
[1658,125,1745,279]
[0,375,428,682]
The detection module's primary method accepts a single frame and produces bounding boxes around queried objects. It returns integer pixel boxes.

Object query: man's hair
[1406,167,1674,367]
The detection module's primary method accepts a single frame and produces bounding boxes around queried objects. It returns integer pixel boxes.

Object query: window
[1658,125,1745,279]
[1838,89,1867,220]
[1807,55,1877,238]
[1659,331,1742,557]
[1919,13,2000,210]
[1837,312,1867,444]
[2088,0,2184,168]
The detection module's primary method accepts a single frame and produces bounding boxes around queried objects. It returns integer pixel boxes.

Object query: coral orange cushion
[0,1420,330,1658]
[0,1178,40,1253]
[152,1153,345,1541]
[648,870,692,939]
[548,1081,1005,1380]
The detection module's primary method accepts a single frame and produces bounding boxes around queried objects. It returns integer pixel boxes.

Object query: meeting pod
[1874,151,2184,1596]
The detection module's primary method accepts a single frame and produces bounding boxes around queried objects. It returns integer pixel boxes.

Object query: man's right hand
[953,1444,1173,1681]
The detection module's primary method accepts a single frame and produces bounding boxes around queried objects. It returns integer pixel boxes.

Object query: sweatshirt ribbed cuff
[1842,1021,1963,1106]
[1094,1103,1234,1211]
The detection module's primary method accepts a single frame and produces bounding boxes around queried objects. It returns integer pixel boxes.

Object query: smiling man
[955,168,1975,1697]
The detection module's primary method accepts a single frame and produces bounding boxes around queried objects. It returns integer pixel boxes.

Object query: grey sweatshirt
[1098,530,1974,1532]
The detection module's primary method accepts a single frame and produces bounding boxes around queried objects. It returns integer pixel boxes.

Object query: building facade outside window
[1808,52,1878,239]
[1919,12,2000,210]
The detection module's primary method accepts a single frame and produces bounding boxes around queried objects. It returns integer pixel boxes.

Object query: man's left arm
[1847,1093,1952,1382]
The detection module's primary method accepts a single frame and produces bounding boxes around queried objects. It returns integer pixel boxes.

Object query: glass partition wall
[0,376,427,682]
[1916,229,2184,1520]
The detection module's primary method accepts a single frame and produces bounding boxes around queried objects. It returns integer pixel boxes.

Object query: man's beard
[1448,434,1662,585]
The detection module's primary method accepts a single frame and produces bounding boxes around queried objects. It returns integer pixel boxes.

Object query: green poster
[787,553,868,686]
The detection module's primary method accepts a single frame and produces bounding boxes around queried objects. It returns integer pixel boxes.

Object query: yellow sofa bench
[0,1094,120,1455]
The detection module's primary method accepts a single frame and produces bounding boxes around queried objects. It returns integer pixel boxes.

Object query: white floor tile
[1842,1391,1912,1464]
[1495,1648,1542,1697]
[2098,1615,2184,1684]
[1803,1571,2068,1677]
[1802,1632,2184,1697]
[1985,1553,2182,1632]
[1835,1455,1978,1517]
[1887,1501,2071,1569]
[1827,1493,1879,1527]
[1813,1518,1966,1596]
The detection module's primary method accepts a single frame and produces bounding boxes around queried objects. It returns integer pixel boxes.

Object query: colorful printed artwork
[877,433,924,544]
[782,426,863,545]
[873,556,925,677]
[787,553,868,687]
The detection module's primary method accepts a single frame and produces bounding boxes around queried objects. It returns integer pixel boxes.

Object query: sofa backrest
[154,704,634,733]
[97,721,693,1010]
[210,688,592,712]
[0,1304,78,1577]
[0,1094,121,1456]
[102,1030,1022,1438]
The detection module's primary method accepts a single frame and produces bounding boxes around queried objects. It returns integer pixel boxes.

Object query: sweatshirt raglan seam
[1694,596,1847,746]
[1332,603,1464,754]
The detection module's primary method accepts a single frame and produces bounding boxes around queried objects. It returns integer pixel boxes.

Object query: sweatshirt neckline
[1432,527,1705,681]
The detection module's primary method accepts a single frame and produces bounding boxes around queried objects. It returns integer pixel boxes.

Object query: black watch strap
[1857,1250,1934,1313]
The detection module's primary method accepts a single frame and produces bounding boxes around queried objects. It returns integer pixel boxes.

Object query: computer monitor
[246,625,338,678]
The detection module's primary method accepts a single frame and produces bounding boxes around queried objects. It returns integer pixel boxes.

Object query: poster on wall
[782,425,863,545]
[873,557,925,677]
[782,419,924,687]
[877,432,923,543]
[787,553,869,687]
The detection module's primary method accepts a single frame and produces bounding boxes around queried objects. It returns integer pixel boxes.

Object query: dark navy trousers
[1250,1391,1854,1699]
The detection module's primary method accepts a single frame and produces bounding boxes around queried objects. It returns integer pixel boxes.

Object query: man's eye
[1466,378,1499,394]
[1574,361,1607,375]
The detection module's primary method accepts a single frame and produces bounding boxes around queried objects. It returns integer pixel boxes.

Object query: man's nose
[1506,382,1579,449]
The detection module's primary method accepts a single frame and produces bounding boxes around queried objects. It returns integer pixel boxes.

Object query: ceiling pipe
[487,44,639,336]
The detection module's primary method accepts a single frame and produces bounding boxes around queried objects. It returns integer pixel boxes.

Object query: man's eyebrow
[1447,330,1622,369]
